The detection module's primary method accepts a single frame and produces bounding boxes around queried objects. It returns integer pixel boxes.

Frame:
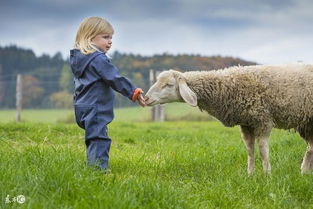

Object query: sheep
[144,64,313,175]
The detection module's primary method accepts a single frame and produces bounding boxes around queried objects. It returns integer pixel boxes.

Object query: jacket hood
[70,49,103,78]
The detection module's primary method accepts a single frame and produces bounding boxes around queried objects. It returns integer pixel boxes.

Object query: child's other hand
[137,94,146,107]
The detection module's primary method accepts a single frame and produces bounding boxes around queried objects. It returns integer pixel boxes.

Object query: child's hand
[137,93,146,107]
[132,88,146,107]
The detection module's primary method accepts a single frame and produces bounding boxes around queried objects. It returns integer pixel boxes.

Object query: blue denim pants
[86,138,111,170]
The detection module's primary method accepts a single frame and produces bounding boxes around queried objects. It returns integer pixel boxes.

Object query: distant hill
[112,51,256,72]
[0,45,257,108]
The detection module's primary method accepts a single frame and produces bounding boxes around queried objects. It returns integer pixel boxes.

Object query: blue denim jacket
[70,49,137,140]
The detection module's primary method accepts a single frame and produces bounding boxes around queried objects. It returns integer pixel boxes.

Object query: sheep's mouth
[145,99,158,106]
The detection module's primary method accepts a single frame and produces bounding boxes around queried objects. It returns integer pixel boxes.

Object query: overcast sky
[1,0,312,64]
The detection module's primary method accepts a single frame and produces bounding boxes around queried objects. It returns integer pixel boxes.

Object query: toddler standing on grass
[70,16,146,172]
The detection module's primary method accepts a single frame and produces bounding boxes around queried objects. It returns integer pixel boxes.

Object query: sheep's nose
[144,95,149,101]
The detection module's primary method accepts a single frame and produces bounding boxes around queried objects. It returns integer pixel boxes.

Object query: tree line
[0,45,256,109]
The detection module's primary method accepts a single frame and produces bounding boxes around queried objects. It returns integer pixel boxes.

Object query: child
[70,17,146,172]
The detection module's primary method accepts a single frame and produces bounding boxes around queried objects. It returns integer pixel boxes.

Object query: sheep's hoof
[247,169,255,176]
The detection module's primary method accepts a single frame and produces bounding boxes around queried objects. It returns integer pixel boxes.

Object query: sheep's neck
[184,71,237,127]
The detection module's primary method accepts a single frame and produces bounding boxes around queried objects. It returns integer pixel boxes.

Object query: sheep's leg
[258,137,271,174]
[301,141,313,174]
[240,126,255,175]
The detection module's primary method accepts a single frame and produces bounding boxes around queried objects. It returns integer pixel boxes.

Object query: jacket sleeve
[91,55,138,100]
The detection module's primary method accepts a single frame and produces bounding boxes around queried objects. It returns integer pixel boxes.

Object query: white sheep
[144,64,313,175]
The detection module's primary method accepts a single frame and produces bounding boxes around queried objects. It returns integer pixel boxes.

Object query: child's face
[92,33,112,52]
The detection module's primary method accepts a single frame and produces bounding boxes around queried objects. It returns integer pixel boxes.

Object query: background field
[0,103,214,123]
[1,105,313,209]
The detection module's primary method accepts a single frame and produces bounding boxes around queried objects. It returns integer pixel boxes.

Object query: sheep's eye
[161,83,174,89]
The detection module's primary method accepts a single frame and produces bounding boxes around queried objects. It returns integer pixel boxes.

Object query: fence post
[16,74,22,122]
[0,64,4,104]
[149,69,165,122]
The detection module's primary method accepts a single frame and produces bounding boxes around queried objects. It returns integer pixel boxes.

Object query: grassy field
[0,103,213,123]
[1,119,313,208]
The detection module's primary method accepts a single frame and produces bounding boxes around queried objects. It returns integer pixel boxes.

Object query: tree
[0,45,257,109]
[59,64,73,93]
[22,75,45,108]
[49,91,72,108]
[132,72,146,90]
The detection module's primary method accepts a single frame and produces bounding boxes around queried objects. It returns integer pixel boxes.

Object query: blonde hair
[74,17,114,54]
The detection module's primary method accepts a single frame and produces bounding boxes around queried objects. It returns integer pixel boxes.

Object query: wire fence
[0,74,139,110]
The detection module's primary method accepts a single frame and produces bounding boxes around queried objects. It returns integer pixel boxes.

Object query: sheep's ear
[178,77,197,107]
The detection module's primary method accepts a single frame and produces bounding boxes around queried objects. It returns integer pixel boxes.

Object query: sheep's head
[144,70,197,107]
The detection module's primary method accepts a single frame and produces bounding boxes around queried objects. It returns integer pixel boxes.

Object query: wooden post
[16,74,22,122]
[149,70,156,120]
[0,64,4,104]
[149,69,165,122]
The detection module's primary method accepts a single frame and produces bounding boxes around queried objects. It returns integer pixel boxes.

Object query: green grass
[0,109,74,123]
[1,121,313,208]
[0,103,213,123]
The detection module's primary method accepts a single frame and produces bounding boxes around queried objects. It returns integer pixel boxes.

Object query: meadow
[1,104,313,209]
[0,103,213,123]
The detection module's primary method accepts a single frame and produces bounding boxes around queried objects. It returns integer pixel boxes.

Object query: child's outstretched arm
[92,55,146,106]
